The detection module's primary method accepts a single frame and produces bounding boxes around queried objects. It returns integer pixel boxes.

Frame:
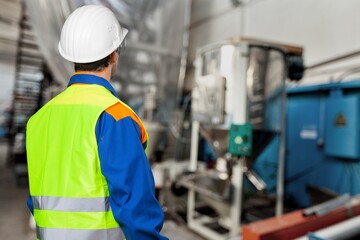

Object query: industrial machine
[253,80,360,207]
[178,38,304,240]
[176,41,360,239]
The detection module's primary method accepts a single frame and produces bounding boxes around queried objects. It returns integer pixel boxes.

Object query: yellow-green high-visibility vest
[27,84,125,240]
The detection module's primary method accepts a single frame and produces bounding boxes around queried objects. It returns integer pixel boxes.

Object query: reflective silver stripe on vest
[32,196,110,212]
[37,227,125,240]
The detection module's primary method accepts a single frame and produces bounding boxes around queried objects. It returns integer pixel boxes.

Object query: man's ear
[109,51,117,64]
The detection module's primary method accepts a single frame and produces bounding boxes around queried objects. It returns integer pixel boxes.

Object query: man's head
[73,45,124,73]
[58,5,127,75]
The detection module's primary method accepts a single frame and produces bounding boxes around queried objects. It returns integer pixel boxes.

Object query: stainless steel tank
[192,39,294,158]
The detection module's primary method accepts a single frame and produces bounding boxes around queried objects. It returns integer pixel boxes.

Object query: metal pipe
[296,216,360,240]
[306,50,360,70]
[176,0,191,106]
[303,194,351,217]
[187,120,200,229]
[276,81,287,216]
[189,120,200,171]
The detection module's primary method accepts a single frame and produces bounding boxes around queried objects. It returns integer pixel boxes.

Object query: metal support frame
[185,155,244,240]
[186,43,250,240]
[187,102,233,240]
[185,160,244,240]
[229,158,244,238]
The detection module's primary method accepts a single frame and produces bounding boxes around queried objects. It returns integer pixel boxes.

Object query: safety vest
[27,84,126,240]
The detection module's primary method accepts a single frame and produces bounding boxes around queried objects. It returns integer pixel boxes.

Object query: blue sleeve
[27,195,34,215]
[25,138,33,215]
[96,113,168,240]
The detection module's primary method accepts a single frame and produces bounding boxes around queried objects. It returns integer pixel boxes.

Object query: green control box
[228,123,252,156]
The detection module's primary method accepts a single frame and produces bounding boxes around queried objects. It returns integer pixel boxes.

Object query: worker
[26,5,168,240]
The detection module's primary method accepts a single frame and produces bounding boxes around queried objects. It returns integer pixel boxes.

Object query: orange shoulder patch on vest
[105,102,148,144]
[105,102,128,121]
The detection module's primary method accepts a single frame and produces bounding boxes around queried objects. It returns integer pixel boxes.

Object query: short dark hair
[74,54,111,72]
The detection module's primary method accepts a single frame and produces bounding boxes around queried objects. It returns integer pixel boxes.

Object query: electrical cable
[336,67,360,82]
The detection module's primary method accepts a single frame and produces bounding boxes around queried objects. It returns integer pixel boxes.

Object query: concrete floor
[0,141,204,240]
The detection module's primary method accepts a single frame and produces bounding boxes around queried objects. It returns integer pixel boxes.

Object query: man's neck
[75,69,111,81]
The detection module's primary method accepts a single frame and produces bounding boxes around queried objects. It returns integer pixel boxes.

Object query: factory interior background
[1,0,360,239]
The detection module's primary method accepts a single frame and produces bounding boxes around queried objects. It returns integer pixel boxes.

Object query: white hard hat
[58,5,128,63]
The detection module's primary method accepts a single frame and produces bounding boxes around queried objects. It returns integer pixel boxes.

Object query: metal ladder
[7,4,53,185]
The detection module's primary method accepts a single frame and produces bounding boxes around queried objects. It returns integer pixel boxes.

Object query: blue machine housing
[252,80,360,207]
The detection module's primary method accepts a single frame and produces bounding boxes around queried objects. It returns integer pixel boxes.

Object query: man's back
[27,84,125,239]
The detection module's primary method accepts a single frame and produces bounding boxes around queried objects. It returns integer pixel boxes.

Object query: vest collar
[68,73,120,99]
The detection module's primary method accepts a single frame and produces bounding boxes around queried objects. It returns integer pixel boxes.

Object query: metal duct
[25,0,190,123]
